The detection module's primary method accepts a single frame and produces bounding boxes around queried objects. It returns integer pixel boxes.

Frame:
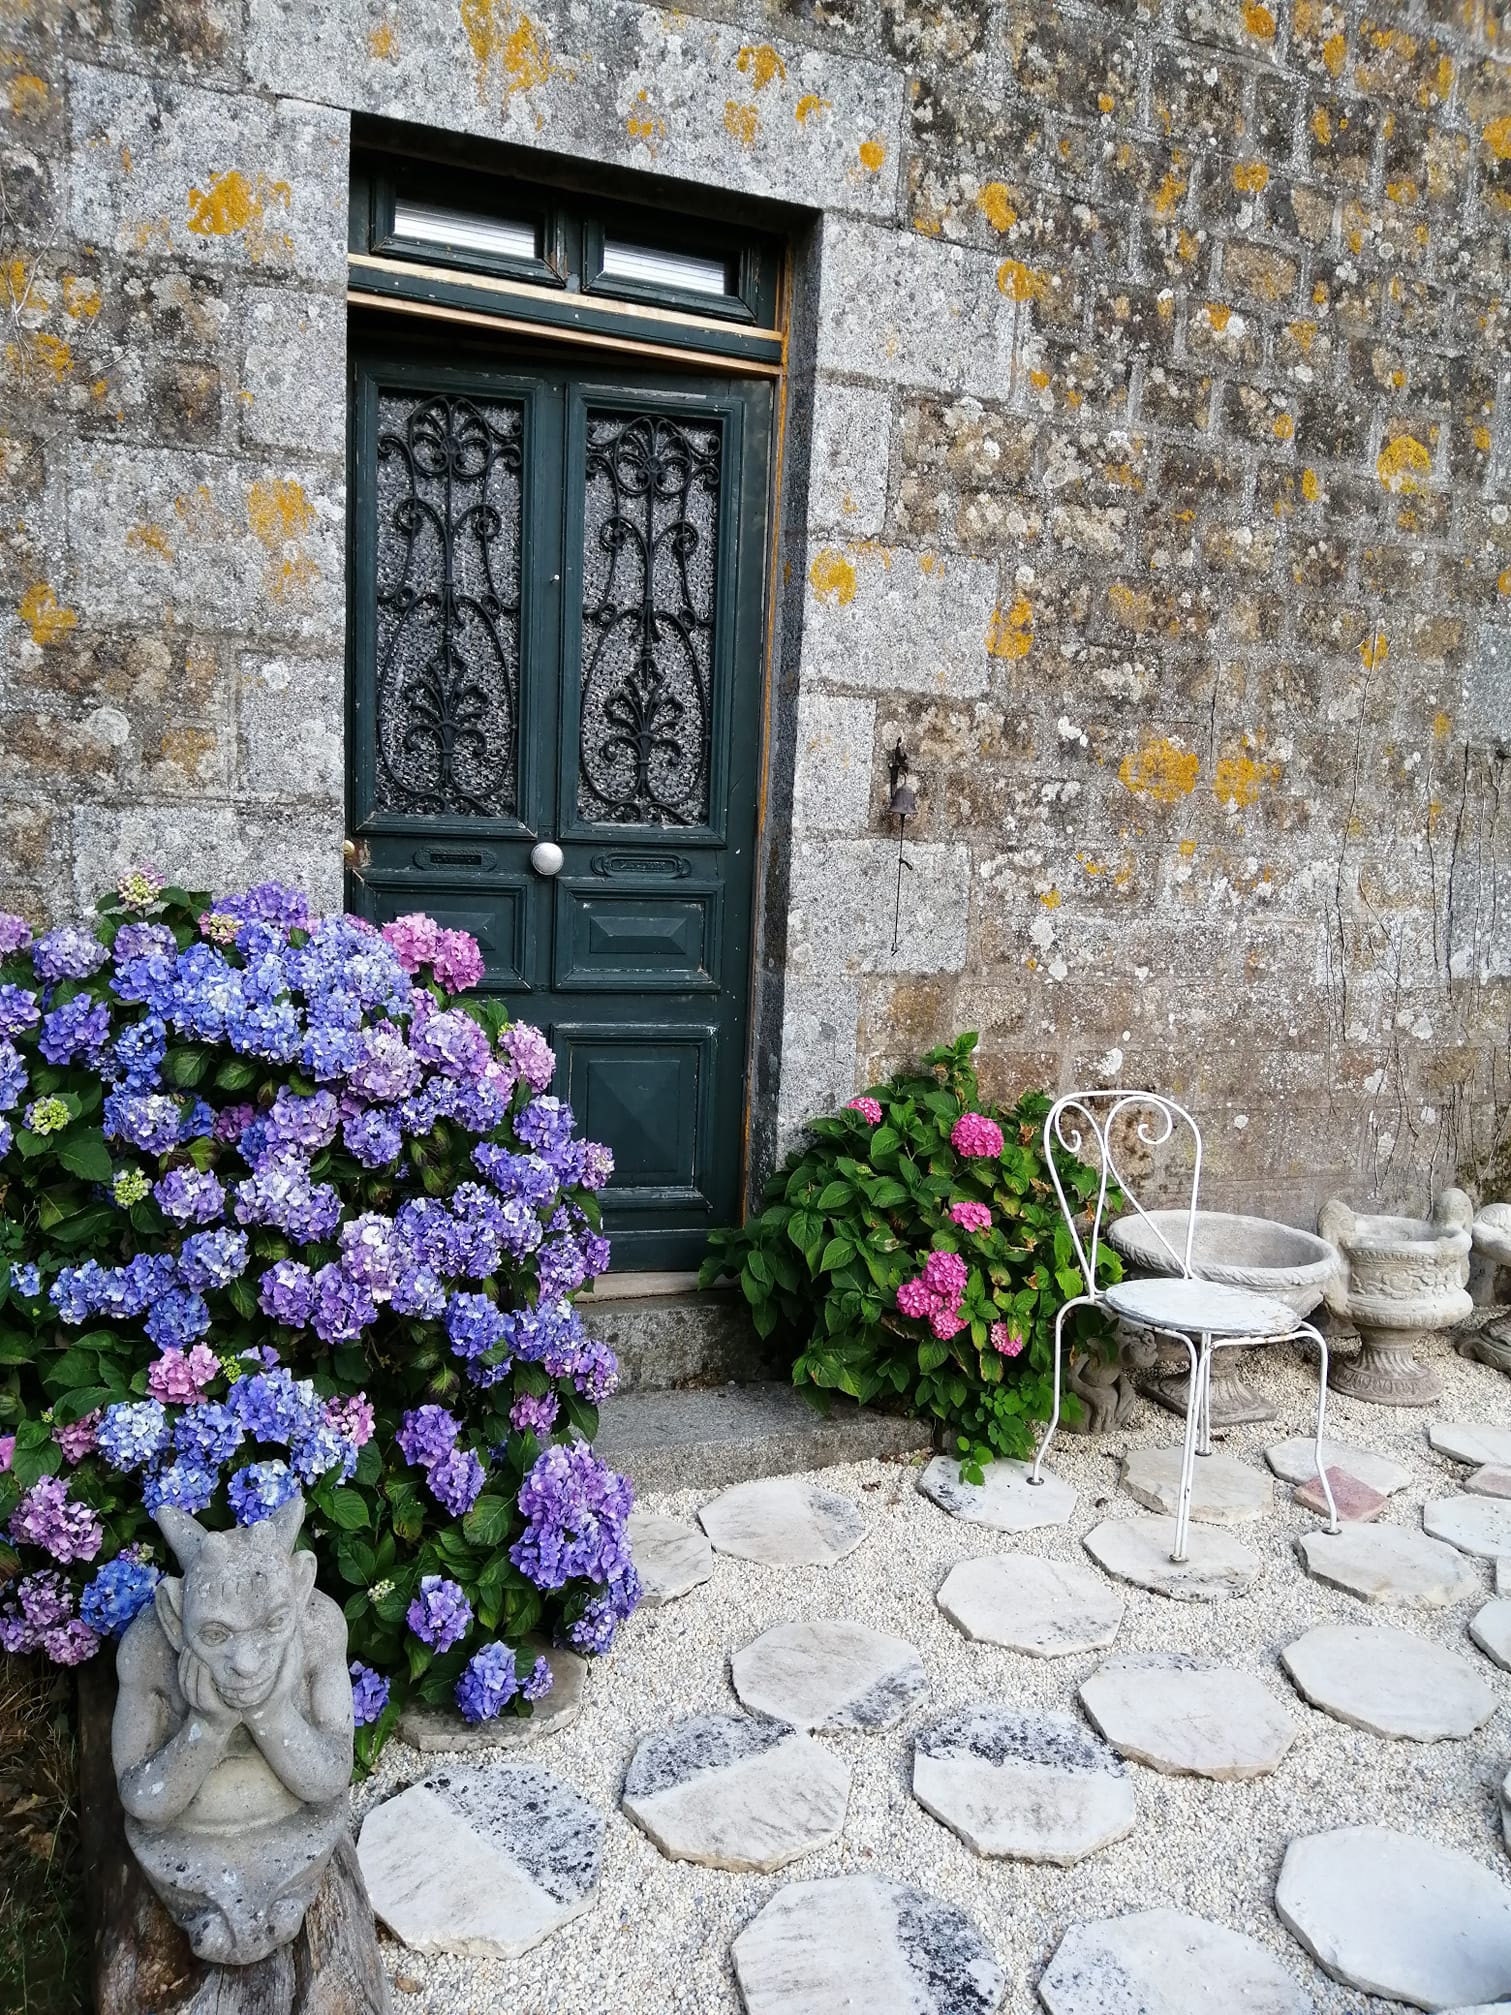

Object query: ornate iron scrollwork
[373,391,523,818]
[577,409,722,827]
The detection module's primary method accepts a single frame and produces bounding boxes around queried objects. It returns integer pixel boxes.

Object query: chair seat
[1103,1275,1298,1339]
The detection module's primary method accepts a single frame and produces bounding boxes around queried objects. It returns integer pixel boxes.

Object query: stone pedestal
[1143,1344,1275,1429]
[1329,1327,1445,1406]
[1318,1191,1473,1409]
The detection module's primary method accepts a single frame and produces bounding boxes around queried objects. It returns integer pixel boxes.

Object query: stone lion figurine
[112,1495,353,1966]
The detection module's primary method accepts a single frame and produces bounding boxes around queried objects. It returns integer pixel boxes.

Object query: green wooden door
[347,335,772,1270]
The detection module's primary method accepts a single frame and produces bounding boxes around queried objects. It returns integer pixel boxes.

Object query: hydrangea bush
[701,1035,1122,1481]
[0,875,639,1766]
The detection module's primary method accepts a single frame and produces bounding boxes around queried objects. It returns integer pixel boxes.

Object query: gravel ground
[355,1337,1511,2015]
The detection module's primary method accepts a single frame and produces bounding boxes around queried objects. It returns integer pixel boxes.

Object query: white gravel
[354,1337,1511,2015]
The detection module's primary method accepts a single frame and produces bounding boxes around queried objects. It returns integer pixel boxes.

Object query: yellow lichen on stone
[724,100,759,147]
[1498,568,1511,596]
[62,276,101,319]
[8,74,47,116]
[248,478,318,599]
[19,584,77,646]
[794,93,829,125]
[1151,167,1186,217]
[976,182,1017,231]
[1205,303,1232,331]
[460,0,559,100]
[1322,31,1346,72]
[985,596,1033,659]
[186,169,289,239]
[1119,737,1198,805]
[1484,116,1511,161]
[1474,424,1492,452]
[996,259,1047,302]
[1039,887,1061,909]
[858,138,887,172]
[736,43,785,90]
[809,547,857,606]
[1376,434,1432,492]
[126,523,173,559]
[1359,628,1388,669]
[1108,581,1154,632]
[1243,0,1277,36]
[369,22,397,57]
[1301,467,1321,501]
[1432,709,1452,739]
[1214,747,1282,808]
[625,90,666,152]
[1233,160,1269,193]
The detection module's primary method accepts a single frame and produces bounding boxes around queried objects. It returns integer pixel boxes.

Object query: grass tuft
[0,1658,86,2015]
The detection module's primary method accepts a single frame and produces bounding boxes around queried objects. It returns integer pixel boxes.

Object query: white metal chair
[1028,1090,1340,1562]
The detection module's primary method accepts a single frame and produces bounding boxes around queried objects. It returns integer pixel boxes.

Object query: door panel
[348,334,770,1270]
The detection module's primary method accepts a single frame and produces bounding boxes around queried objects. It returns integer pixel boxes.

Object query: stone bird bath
[1317,1189,1474,1406]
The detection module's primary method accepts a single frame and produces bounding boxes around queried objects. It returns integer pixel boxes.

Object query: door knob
[530,840,565,878]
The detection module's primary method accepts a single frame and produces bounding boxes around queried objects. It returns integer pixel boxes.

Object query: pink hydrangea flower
[896,1277,941,1320]
[846,1096,883,1124]
[54,1409,102,1463]
[930,1307,966,1341]
[990,1322,1026,1358]
[325,1392,375,1447]
[146,1343,219,1405]
[0,1434,13,1472]
[950,1112,1004,1158]
[949,1200,992,1234]
[922,1249,968,1305]
[432,927,484,993]
[380,912,440,973]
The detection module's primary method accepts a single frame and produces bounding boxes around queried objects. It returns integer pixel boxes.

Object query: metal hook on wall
[887,739,916,956]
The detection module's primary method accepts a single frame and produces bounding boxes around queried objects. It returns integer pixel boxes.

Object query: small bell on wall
[887,739,917,956]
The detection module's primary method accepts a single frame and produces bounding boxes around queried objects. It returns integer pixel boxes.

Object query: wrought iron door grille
[577,409,722,827]
[373,390,523,818]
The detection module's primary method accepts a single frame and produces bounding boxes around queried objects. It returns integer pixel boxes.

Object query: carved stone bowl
[1108,1210,1339,1318]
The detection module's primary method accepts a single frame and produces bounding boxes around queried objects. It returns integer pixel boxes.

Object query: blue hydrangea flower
[455,1640,519,1723]
[38,994,111,1065]
[396,1405,458,1470]
[288,1422,357,1486]
[227,1368,319,1444]
[350,1662,390,1727]
[406,1574,472,1652]
[143,1458,218,1515]
[0,1040,28,1113]
[97,1400,170,1473]
[227,1459,300,1524]
[110,1016,167,1091]
[153,1167,225,1225]
[79,1555,161,1637]
[342,1107,403,1167]
[8,1261,40,1298]
[177,1228,248,1291]
[173,1401,243,1468]
[32,925,108,982]
[103,1092,184,1155]
[0,984,40,1036]
[444,1291,507,1363]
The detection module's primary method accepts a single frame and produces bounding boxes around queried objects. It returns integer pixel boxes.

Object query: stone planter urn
[1318,1189,1474,1406]
[1108,1209,1339,1428]
[1459,1201,1511,1374]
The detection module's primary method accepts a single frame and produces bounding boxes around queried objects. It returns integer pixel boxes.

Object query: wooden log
[78,1661,390,2015]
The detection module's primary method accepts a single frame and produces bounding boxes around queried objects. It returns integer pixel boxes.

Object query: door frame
[343,164,794,1257]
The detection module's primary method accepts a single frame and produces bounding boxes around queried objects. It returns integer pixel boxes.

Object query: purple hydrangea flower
[9,1475,104,1564]
[227,1459,300,1524]
[153,1166,225,1225]
[177,1228,248,1291]
[143,1287,211,1351]
[0,984,40,1036]
[337,1214,400,1298]
[455,1640,520,1723]
[264,1088,340,1155]
[425,1444,485,1517]
[258,1258,316,1330]
[33,924,108,981]
[509,1391,559,1438]
[0,912,34,957]
[0,1569,73,1652]
[350,1662,390,1726]
[342,1107,403,1167]
[221,881,311,932]
[412,1008,491,1083]
[0,1040,27,1112]
[406,1574,472,1652]
[444,1291,507,1363]
[232,1153,341,1243]
[38,993,111,1064]
[325,1393,374,1446]
[113,922,176,963]
[396,1405,458,1470]
[80,1555,161,1636]
[309,1263,378,1345]
[502,1021,555,1091]
[567,1570,642,1655]
[509,1442,635,1593]
[346,1026,422,1103]
[44,1617,102,1665]
[97,1399,170,1472]
[515,1096,575,1156]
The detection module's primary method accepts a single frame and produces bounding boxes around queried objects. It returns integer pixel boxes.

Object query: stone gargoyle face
[154,1497,317,1713]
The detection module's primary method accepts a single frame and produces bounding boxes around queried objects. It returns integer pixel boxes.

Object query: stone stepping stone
[1469,1598,1511,1670]
[731,1619,926,1732]
[911,1705,1133,1865]
[628,1509,713,1606]
[1292,1468,1385,1522]
[621,1712,848,1872]
[1266,1435,1413,1497]
[358,1759,602,1958]
[1079,1654,1297,1780]
[1426,1493,1511,1561]
[1500,1558,1511,1596]
[1294,1524,1481,1607]
[1276,1825,1511,2010]
[699,1478,868,1567]
[1120,1446,1273,1525]
[937,1555,1124,1658]
[1431,1422,1511,1468]
[731,1874,1006,2015]
[916,1453,1074,1531]
[1084,1516,1259,1601]
[1281,1622,1495,1740]
[397,1642,585,1754]
[1467,1465,1511,1499]
[1039,1908,1312,2015]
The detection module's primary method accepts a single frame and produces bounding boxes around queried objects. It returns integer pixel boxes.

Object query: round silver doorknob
[530,840,565,878]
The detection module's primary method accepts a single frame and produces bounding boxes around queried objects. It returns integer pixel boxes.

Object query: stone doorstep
[587,1286,783,1394]
[595,1384,930,1494]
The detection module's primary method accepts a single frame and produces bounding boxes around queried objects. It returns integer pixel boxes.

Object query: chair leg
[1171,1333,1204,1564]
[1031,1297,1093,1486]
[1196,1338,1214,1457]
[1292,1320,1340,1534]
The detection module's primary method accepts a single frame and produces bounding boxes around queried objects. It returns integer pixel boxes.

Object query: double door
[347,334,772,1270]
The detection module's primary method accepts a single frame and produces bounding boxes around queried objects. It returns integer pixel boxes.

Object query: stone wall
[1,0,1508,1221]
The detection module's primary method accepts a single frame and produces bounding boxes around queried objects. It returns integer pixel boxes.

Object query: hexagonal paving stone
[1265,1436,1413,1497]
[1294,1524,1481,1607]
[916,1454,1075,1531]
[1120,1447,1273,1525]
[1084,1516,1259,1601]
[698,1478,868,1567]
[936,1556,1124,1658]
[731,1875,1006,2015]
[732,1619,926,1733]
[1038,1908,1312,2015]
[358,1760,603,1958]
[621,1712,849,1872]
[1079,1654,1297,1779]
[1430,1422,1511,1467]
[1469,1598,1511,1670]
[1276,1826,1511,2010]
[628,1509,714,1606]
[1467,1465,1511,1499]
[912,1705,1134,1865]
[1281,1623,1495,1740]
[1425,1494,1511,1561]
[1291,1469,1386,1523]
